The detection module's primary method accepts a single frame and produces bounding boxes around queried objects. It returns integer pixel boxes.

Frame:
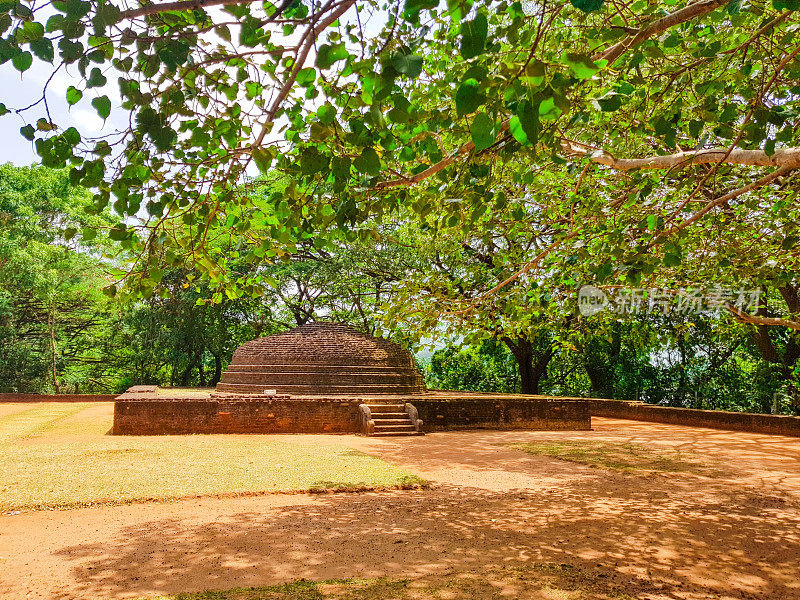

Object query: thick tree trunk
[749,285,800,412]
[517,345,536,394]
[179,351,201,386]
[48,304,60,394]
[583,328,621,399]
[211,354,223,386]
[502,336,553,395]
[585,364,613,399]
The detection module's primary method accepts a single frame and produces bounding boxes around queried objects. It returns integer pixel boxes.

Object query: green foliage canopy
[0,0,799,338]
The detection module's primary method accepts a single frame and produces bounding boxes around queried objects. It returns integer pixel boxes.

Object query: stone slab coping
[126,385,159,394]
[116,386,589,404]
[0,393,117,403]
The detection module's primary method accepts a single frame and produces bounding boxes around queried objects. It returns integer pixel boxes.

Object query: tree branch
[728,304,800,331]
[561,141,800,171]
[373,0,737,192]
[662,165,792,238]
[249,0,356,152]
[592,0,731,65]
[121,0,264,19]
[448,231,579,315]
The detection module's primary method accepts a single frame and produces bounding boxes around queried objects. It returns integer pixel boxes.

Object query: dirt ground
[2,415,800,600]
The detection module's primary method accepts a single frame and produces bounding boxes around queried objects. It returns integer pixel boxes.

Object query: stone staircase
[359,403,423,437]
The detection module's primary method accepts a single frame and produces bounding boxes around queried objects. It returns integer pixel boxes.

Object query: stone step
[365,404,406,412]
[215,383,424,395]
[373,424,416,432]
[363,402,422,437]
[221,372,415,385]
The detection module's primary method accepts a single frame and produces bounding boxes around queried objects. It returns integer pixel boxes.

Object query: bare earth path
[2,417,800,600]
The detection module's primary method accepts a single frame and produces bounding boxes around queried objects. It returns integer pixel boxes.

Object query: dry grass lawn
[510,439,722,476]
[0,403,425,512]
[141,564,634,600]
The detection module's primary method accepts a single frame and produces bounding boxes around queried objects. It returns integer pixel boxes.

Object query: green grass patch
[138,564,635,599]
[0,403,427,512]
[141,579,408,600]
[510,440,721,476]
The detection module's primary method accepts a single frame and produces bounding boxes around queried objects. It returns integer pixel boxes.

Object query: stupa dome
[214,322,426,396]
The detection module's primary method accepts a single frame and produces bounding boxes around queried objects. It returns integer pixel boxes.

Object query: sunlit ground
[0,402,424,512]
[2,405,800,600]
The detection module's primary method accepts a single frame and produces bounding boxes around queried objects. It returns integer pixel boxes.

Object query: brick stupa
[113,322,590,435]
[214,322,426,396]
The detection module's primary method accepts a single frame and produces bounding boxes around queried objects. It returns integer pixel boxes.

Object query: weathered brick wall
[0,393,116,403]
[113,392,590,435]
[590,399,800,437]
[415,397,591,431]
[113,397,362,435]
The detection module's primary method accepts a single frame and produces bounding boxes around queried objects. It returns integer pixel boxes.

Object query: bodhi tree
[2,0,800,333]
[381,197,575,395]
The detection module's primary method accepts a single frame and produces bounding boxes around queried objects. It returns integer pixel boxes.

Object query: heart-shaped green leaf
[91,95,111,119]
[455,78,484,118]
[66,86,82,105]
[391,52,424,78]
[471,112,495,151]
[12,50,32,72]
[570,0,604,12]
[316,43,349,69]
[353,147,381,175]
[460,12,488,60]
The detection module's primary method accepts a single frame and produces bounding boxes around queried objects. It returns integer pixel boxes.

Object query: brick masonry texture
[214,322,426,396]
[0,394,117,403]
[112,391,590,435]
[414,395,590,432]
[590,399,800,437]
[113,396,362,435]
[113,321,589,435]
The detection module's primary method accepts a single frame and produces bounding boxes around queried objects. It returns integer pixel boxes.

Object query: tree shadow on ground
[42,472,800,600]
[348,423,800,495]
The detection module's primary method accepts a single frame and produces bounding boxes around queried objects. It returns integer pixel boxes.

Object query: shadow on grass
[308,475,429,493]
[509,440,727,477]
[139,565,636,600]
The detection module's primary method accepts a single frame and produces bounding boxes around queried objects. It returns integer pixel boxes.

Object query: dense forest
[0,164,796,415]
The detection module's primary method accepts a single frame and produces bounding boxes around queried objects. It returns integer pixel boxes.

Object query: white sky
[0,2,392,168]
[0,60,117,165]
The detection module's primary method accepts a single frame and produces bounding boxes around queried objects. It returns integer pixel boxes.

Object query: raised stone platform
[113,323,589,435]
[111,387,590,435]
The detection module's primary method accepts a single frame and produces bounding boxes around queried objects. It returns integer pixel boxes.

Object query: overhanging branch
[120,0,264,19]
[561,141,800,171]
[727,304,800,331]
[374,0,741,192]
[592,0,731,64]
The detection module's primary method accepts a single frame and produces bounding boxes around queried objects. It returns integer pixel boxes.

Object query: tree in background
[111,269,269,388]
[0,164,116,392]
[425,338,518,393]
[2,0,800,405]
